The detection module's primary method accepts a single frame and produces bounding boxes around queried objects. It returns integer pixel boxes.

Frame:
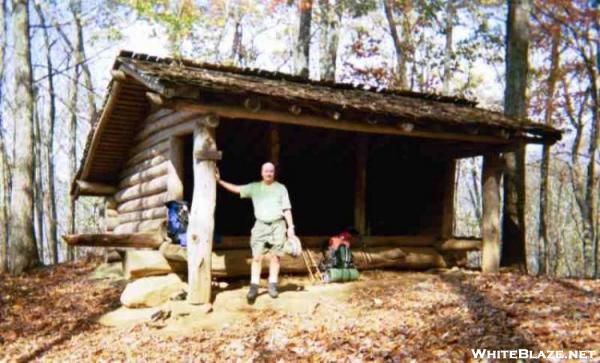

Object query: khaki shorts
[250,219,287,257]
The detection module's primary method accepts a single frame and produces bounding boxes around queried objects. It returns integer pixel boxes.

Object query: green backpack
[324,245,359,283]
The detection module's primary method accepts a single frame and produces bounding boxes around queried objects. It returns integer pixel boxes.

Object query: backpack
[165,200,189,247]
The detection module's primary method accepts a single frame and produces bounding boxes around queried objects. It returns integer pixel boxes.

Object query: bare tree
[383,0,412,89]
[33,0,58,264]
[294,0,313,77]
[538,22,561,275]
[69,0,96,122]
[442,0,455,95]
[0,0,9,273]
[501,0,530,270]
[10,0,39,274]
[318,0,340,81]
[65,54,79,261]
[33,93,44,260]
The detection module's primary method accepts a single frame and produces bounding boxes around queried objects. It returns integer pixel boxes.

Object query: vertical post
[187,114,219,305]
[167,136,184,201]
[482,152,502,273]
[441,159,456,238]
[269,124,280,167]
[354,135,367,235]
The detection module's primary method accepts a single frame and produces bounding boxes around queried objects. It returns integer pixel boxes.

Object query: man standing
[216,162,296,304]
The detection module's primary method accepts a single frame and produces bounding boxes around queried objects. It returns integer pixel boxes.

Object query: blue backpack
[165,200,189,247]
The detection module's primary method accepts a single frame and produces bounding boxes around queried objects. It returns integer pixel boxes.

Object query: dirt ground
[1,259,599,362]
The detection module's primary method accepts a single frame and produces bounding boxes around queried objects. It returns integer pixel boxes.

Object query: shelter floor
[1,260,598,361]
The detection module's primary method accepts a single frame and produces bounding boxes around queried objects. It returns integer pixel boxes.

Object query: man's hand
[215,168,221,181]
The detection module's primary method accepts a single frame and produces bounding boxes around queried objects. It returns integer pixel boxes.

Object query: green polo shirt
[240,181,292,223]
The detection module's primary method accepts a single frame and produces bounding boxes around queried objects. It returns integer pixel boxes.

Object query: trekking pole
[306,249,323,282]
[301,250,315,282]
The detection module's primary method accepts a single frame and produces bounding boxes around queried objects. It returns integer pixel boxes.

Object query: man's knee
[252,255,263,263]
[270,254,280,264]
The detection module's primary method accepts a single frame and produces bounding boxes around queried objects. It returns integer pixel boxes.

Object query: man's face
[261,163,275,183]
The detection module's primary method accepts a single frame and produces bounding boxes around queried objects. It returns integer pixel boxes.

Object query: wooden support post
[269,124,280,167]
[354,136,368,235]
[187,115,219,305]
[481,153,502,273]
[440,160,456,238]
[167,137,184,201]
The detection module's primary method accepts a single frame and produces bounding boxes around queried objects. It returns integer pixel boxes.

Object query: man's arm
[283,209,295,237]
[215,168,241,194]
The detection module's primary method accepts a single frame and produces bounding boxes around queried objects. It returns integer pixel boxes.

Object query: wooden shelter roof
[74,50,561,192]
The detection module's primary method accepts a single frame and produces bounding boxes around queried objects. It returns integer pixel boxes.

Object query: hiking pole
[301,250,315,282]
[306,249,324,282]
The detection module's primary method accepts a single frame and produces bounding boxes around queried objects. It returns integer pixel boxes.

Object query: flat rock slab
[89,262,124,280]
[124,249,185,279]
[120,273,187,308]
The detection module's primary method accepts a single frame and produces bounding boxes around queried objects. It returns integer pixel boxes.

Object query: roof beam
[173,100,512,144]
[74,180,118,197]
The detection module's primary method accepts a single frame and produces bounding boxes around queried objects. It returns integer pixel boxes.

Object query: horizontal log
[105,209,118,218]
[213,235,437,250]
[75,180,117,197]
[119,161,169,189]
[145,109,177,124]
[105,217,119,231]
[135,110,197,142]
[437,238,482,251]
[62,230,167,249]
[113,218,166,234]
[124,139,169,168]
[114,174,168,203]
[128,119,197,158]
[117,191,168,214]
[175,101,510,145]
[160,245,449,277]
[120,154,168,180]
[118,206,167,224]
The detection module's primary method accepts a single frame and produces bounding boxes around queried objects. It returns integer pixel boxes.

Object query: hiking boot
[268,282,279,299]
[247,284,259,304]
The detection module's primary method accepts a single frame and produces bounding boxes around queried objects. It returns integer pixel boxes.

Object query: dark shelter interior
[183,118,449,239]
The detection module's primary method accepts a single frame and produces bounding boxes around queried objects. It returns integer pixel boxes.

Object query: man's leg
[250,255,263,285]
[268,254,280,298]
[247,255,262,304]
[268,254,280,284]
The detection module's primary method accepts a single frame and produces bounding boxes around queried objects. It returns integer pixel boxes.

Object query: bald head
[261,162,276,184]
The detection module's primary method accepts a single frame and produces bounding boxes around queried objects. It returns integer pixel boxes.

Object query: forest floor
[1,258,599,362]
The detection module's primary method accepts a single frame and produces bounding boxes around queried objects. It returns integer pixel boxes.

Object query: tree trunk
[442,0,455,95]
[34,2,58,264]
[0,0,8,273]
[9,0,39,274]
[383,0,411,89]
[538,24,561,275]
[66,56,80,261]
[501,0,530,271]
[33,99,44,262]
[584,18,599,278]
[294,0,313,78]
[69,0,96,123]
[318,0,340,81]
[482,153,503,273]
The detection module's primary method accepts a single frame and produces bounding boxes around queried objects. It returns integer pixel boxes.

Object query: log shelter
[66,51,561,304]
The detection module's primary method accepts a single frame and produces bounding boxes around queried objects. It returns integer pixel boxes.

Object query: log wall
[110,109,199,234]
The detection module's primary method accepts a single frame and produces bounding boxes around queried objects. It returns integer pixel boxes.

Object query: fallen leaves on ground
[1,262,599,362]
